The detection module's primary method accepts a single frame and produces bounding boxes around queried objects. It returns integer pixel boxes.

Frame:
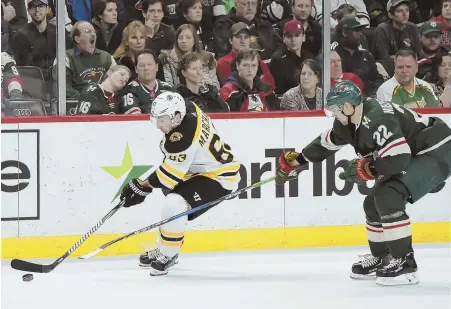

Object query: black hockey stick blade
[10,199,125,273]
[11,259,50,273]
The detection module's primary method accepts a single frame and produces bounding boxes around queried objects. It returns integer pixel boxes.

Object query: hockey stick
[78,176,276,259]
[10,199,126,273]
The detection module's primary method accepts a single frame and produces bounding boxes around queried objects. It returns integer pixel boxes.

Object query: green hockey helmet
[325,81,362,117]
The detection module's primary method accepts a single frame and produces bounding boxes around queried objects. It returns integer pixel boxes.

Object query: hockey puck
[22,274,33,282]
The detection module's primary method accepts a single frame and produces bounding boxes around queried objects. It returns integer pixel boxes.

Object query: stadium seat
[4,98,46,116]
[50,98,79,115]
[16,66,49,102]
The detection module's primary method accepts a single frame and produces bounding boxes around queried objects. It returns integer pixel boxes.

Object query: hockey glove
[275,151,306,185]
[120,179,153,208]
[339,158,376,185]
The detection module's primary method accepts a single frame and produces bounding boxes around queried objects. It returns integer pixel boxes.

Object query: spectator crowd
[1,0,451,116]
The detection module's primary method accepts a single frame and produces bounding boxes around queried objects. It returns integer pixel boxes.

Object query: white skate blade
[139,263,151,268]
[376,272,419,286]
[149,269,169,276]
[350,272,376,280]
[140,259,178,268]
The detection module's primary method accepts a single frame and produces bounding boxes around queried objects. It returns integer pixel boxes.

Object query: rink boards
[1,109,451,259]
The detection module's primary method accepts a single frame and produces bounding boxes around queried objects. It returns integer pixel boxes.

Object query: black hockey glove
[120,179,153,208]
[339,158,376,185]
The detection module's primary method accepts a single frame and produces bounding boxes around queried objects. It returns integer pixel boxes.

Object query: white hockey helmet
[150,92,186,128]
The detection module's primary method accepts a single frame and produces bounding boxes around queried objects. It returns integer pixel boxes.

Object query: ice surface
[2,244,450,309]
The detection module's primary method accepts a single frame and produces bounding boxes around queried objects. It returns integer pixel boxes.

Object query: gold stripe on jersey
[192,104,213,148]
[201,164,241,182]
[193,104,203,144]
[156,168,178,189]
[161,162,185,180]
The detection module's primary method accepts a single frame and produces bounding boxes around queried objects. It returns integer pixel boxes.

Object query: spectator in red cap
[216,22,275,90]
[268,19,314,95]
[274,0,322,57]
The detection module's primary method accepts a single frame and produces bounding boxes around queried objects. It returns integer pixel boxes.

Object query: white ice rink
[2,244,450,309]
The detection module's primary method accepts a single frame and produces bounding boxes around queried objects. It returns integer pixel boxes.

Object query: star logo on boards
[101,144,153,202]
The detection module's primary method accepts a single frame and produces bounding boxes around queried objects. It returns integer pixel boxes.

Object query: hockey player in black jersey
[276,81,451,286]
[76,65,132,115]
[118,91,240,276]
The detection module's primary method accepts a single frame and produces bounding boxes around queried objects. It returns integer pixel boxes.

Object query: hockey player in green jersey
[121,49,175,114]
[276,81,451,286]
[76,65,132,115]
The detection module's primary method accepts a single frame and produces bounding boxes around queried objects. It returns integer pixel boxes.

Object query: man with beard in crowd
[12,0,71,76]
[331,16,384,97]
[417,20,450,79]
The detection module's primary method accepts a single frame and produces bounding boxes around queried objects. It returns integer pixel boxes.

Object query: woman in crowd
[220,49,279,112]
[160,24,219,88]
[92,0,124,54]
[280,59,323,110]
[177,52,229,112]
[113,21,147,81]
[426,52,451,107]
[174,0,215,52]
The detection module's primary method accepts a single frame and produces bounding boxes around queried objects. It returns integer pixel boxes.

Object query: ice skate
[350,254,390,280]
[139,248,178,268]
[376,252,419,286]
[149,254,178,276]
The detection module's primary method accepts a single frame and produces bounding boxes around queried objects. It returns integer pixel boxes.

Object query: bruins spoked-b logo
[169,132,183,142]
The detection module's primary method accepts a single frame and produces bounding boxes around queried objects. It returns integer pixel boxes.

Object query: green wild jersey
[391,84,439,108]
[302,98,451,177]
[122,79,175,114]
[76,84,124,115]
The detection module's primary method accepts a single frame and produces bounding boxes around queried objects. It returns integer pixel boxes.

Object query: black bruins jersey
[76,84,126,115]
[302,98,451,177]
[147,102,240,191]
[122,79,175,114]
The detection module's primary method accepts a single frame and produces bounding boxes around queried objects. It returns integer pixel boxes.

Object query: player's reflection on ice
[2,244,450,309]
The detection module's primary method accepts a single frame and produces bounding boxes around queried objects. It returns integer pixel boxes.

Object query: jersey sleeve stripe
[320,129,343,151]
[161,162,185,180]
[156,169,177,189]
[417,135,451,155]
[378,138,411,158]
[124,107,141,114]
